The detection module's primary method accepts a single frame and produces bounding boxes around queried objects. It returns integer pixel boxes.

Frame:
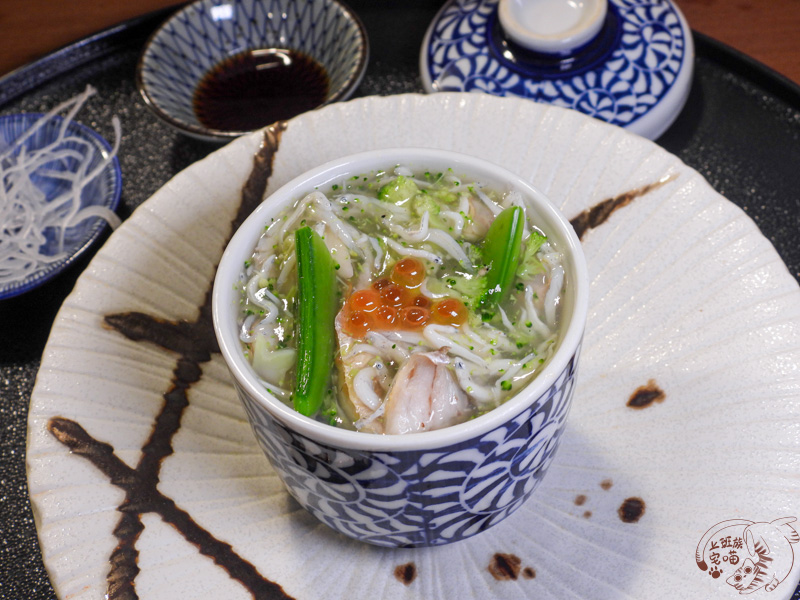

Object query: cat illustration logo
[695,517,799,594]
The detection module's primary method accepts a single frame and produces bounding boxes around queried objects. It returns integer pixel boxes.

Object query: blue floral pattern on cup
[237,349,579,547]
[423,0,689,136]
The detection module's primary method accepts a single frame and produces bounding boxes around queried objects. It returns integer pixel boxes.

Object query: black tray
[1,2,798,598]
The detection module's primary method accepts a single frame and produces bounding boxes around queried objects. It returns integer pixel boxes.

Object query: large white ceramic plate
[27,93,800,600]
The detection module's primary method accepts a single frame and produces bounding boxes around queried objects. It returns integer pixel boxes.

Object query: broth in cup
[236,162,566,434]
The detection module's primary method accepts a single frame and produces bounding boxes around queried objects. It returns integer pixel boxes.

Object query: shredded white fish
[378,329,427,346]
[354,401,385,430]
[353,366,382,410]
[385,238,443,265]
[276,250,296,288]
[390,210,429,242]
[240,313,258,343]
[493,352,537,390]
[543,260,564,327]
[0,86,121,288]
[346,343,383,358]
[524,284,552,337]
[365,331,411,363]
[440,209,465,236]
[312,200,361,251]
[461,324,492,352]
[266,191,320,244]
[389,214,472,269]
[356,234,383,271]
[247,273,277,310]
[423,324,487,366]
[419,279,450,299]
[497,305,515,331]
[454,358,500,405]
[426,229,473,270]
[474,186,502,216]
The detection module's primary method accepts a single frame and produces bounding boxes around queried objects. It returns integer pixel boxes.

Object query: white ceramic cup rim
[213,147,589,452]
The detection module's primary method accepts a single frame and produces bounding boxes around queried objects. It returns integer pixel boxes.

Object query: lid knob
[497,0,608,54]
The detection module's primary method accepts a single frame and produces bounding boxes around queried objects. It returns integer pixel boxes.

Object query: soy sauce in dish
[193,48,329,132]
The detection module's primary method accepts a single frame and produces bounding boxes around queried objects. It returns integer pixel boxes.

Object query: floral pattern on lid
[421,0,694,139]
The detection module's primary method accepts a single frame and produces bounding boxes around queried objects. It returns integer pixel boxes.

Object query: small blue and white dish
[420,0,694,140]
[0,113,122,301]
[137,0,369,142]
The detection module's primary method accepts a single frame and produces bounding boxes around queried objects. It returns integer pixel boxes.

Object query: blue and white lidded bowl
[421,0,694,140]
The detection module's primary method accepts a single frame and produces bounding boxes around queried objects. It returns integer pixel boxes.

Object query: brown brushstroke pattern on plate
[489,553,522,581]
[394,563,417,585]
[488,553,538,582]
[522,567,536,579]
[47,124,291,600]
[569,174,676,240]
[628,380,666,409]
[619,497,646,523]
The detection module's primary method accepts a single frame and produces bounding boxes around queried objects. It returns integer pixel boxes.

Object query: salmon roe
[350,289,381,312]
[372,277,392,291]
[344,310,373,338]
[374,305,399,328]
[432,298,468,326]
[379,283,411,308]
[340,259,468,338]
[413,295,432,309]
[400,306,430,329]
[391,257,426,289]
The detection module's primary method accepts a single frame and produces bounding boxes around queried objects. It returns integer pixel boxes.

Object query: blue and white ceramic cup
[213,148,589,547]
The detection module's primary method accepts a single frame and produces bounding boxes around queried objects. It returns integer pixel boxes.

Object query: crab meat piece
[384,351,471,435]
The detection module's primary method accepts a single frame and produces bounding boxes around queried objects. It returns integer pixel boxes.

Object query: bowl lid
[420,0,694,140]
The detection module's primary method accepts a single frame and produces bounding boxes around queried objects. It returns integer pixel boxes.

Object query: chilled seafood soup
[237,164,565,434]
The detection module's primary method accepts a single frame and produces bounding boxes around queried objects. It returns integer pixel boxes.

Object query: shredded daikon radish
[0,86,121,289]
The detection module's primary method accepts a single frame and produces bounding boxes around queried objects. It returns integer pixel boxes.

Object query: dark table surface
[0,1,799,598]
